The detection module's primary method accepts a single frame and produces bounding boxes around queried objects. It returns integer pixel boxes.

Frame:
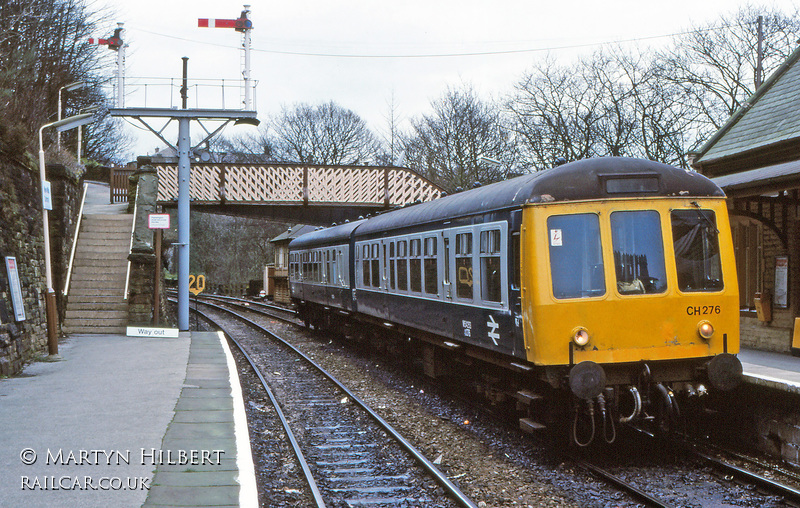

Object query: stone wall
[0,161,80,375]
[127,161,171,326]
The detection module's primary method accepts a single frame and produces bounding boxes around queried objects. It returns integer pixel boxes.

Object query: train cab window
[423,237,438,295]
[480,230,502,302]
[397,240,408,291]
[410,239,422,293]
[671,209,723,292]
[455,232,473,300]
[548,214,605,299]
[610,211,667,295]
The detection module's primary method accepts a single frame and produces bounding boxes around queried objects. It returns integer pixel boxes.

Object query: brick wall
[732,198,799,352]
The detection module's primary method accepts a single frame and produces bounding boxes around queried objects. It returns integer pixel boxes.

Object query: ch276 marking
[686,305,721,315]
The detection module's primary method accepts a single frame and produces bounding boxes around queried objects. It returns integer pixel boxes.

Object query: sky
[94,0,800,160]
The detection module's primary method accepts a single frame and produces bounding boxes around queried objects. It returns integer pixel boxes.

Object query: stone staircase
[63,214,133,334]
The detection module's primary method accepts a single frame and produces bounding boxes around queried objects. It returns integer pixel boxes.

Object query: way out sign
[148,214,170,229]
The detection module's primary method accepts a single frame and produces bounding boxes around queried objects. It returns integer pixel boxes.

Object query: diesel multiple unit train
[288,157,742,446]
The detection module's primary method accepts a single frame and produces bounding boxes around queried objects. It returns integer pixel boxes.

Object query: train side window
[338,249,347,286]
[611,211,667,295]
[671,210,723,292]
[480,230,502,302]
[389,242,396,290]
[455,232,473,300]
[410,238,422,293]
[371,243,380,288]
[326,250,331,283]
[423,236,438,295]
[548,214,605,299]
[397,240,408,291]
[361,244,371,287]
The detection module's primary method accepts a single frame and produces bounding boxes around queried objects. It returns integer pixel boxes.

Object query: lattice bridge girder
[156,163,442,209]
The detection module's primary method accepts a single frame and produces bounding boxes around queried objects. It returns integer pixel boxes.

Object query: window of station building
[611,211,667,295]
[455,232,473,300]
[548,214,605,299]
[423,236,438,295]
[397,240,408,291]
[409,238,422,292]
[480,229,502,303]
[671,209,723,292]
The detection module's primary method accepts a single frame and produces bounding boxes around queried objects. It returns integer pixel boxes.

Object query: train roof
[289,157,724,248]
[289,219,365,249]
[354,157,723,237]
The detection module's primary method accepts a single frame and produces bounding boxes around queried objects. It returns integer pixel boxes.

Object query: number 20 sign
[189,274,206,296]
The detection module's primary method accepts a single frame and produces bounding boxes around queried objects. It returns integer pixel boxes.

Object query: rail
[192,298,478,508]
[63,182,89,297]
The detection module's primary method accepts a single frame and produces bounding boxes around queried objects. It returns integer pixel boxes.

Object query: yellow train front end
[520,195,742,443]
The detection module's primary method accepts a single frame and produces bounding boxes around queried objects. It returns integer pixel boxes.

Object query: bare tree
[189,213,289,288]
[378,90,402,166]
[403,84,516,193]
[0,0,127,163]
[271,101,381,165]
[657,5,800,143]
[509,56,605,168]
[209,127,277,163]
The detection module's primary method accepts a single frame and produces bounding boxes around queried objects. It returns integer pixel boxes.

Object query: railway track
[185,294,800,507]
[188,297,477,508]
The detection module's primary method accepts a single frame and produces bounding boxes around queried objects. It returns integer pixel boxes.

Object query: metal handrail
[63,182,89,296]
[123,198,137,300]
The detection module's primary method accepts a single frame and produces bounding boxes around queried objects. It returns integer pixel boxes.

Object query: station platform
[739,348,800,394]
[0,331,257,508]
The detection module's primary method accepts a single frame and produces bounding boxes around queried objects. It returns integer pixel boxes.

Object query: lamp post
[39,112,96,358]
[57,81,86,151]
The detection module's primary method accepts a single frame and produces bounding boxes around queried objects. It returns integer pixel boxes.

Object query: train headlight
[572,327,590,347]
[697,321,714,340]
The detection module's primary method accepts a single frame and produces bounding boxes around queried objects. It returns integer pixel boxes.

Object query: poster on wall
[5,256,26,321]
[775,256,789,309]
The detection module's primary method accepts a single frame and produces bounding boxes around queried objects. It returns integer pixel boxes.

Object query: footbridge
[154,163,443,224]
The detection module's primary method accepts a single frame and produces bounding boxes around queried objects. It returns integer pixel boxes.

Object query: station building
[268,224,315,304]
[691,46,800,353]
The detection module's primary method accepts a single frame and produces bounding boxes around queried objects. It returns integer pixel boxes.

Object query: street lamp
[39,112,96,358]
[57,81,86,151]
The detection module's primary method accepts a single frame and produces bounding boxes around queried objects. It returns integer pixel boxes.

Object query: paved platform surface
[0,331,256,508]
[740,347,800,394]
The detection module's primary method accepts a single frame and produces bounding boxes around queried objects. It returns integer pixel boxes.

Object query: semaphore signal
[89,23,125,107]
[198,5,254,110]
